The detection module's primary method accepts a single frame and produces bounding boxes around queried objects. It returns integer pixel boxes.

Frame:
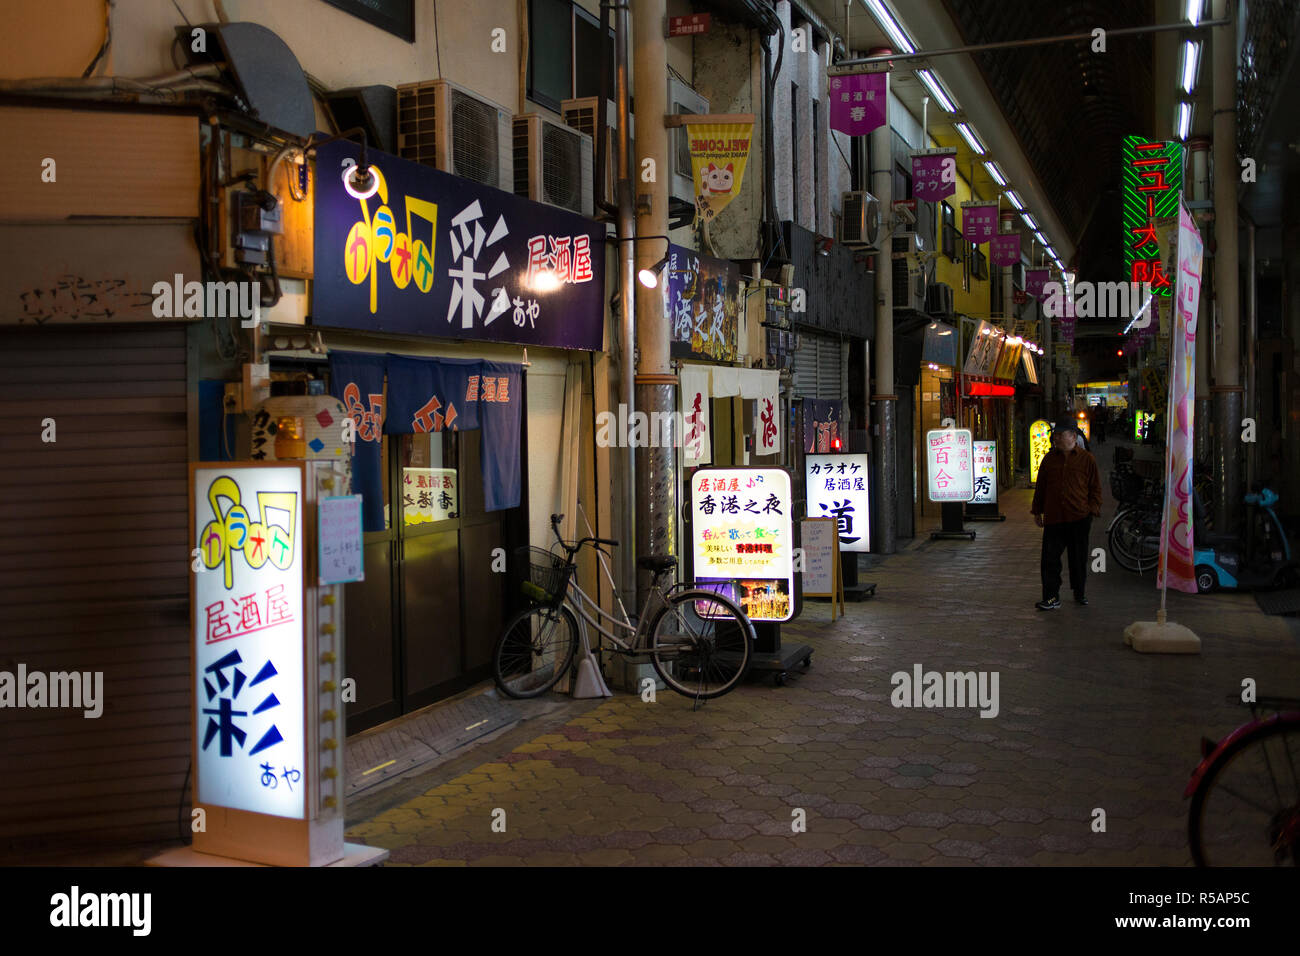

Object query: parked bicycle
[1186,695,1300,866]
[492,513,756,705]
[1106,448,1213,574]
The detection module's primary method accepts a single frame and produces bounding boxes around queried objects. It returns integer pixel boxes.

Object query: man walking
[1032,418,1103,610]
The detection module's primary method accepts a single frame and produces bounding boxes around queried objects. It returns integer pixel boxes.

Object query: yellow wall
[931,169,996,322]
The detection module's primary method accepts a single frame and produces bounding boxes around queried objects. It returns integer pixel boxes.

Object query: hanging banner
[1157,198,1204,594]
[961,201,999,244]
[328,350,386,533]
[689,119,753,225]
[663,243,740,362]
[805,453,870,552]
[1026,269,1050,299]
[754,372,781,455]
[827,71,886,136]
[925,429,973,502]
[679,364,712,467]
[1029,419,1051,483]
[803,399,842,453]
[313,141,604,349]
[690,467,794,622]
[192,463,306,820]
[990,233,1020,267]
[971,440,997,504]
[963,320,1003,377]
[911,148,958,203]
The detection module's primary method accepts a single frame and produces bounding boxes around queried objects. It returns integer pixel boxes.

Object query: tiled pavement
[346,445,1300,866]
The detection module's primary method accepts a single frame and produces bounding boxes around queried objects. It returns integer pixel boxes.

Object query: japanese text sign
[318,494,364,585]
[192,464,306,820]
[1026,269,1050,299]
[911,148,957,203]
[402,468,458,524]
[691,468,794,622]
[1029,419,1051,483]
[668,13,710,36]
[990,233,1020,267]
[690,120,753,225]
[805,453,870,553]
[828,71,886,137]
[754,376,781,456]
[963,320,1003,377]
[961,202,999,244]
[664,243,740,362]
[314,141,604,349]
[925,429,974,502]
[1122,135,1183,299]
[679,364,712,467]
[971,440,998,505]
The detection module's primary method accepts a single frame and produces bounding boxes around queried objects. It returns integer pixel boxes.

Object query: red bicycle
[1186,695,1300,866]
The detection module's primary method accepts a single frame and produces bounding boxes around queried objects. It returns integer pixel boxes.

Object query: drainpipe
[633,0,675,605]
[868,51,895,554]
[612,0,637,610]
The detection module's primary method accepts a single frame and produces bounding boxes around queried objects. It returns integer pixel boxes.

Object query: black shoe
[1074,594,1089,606]
[1035,597,1061,611]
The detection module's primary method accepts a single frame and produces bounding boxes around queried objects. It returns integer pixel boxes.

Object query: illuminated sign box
[971,440,998,505]
[805,453,870,553]
[691,468,794,622]
[1029,419,1051,484]
[926,429,974,502]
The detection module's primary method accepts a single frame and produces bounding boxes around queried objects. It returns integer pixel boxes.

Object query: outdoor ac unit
[892,257,929,311]
[668,75,709,207]
[896,197,936,252]
[396,78,513,191]
[562,96,634,204]
[513,113,594,217]
[840,190,881,249]
[926,281,955,317]
[891,233,923,258]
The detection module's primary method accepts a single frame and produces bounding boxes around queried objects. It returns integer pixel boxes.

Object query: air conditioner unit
[668,75,709,207]
[896,197,936,252]
[513,113,594,217]
[891,233,923,258]
[926,281,955,318]
[891,258,928,311]
[396,79,512,191]
[840,190,881,249]
[562,96,634,204]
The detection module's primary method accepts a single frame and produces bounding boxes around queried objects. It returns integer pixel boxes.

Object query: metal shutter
[0,325,190,860]
[793,333,846,401]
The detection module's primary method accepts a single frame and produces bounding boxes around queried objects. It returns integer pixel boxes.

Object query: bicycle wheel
[1109,511,1159,573]
[649,589,753,700]
[1189,717,1300,866]
[492,604,579,699]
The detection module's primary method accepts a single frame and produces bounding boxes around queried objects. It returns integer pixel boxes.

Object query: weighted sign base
[930,501,976,540]
[746,622,813,688]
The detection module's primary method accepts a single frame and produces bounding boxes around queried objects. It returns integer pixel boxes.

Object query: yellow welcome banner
[684,116,754,225]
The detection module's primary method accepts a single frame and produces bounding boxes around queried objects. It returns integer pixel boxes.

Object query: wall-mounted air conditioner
[840,191,881,249]
[896,197,936,252]
[513,113,594,217]
[668,75,709,208]
[396,79,512,191]
[561,96,634,205]
[926,281,955,318]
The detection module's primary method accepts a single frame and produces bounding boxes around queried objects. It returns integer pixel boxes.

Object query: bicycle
[1185,695,1300,866]
[492,513,756,706]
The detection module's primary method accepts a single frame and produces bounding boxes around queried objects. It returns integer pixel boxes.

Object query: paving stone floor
[346,449,1300,866]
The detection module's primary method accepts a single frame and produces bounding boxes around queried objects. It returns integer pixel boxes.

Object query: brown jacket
[1032,446,1102,524]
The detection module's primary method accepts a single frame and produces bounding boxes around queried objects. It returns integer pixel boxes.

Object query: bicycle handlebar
[550,513,619,554]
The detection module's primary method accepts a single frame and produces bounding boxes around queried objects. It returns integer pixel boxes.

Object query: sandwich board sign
[799,517,844,620]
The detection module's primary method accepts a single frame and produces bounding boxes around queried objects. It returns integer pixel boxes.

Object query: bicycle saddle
[637,554,677,572]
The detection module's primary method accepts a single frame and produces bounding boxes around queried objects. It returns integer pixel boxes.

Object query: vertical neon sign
[1122,135,1183,298]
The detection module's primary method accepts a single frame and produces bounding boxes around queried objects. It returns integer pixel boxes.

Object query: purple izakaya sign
[1026,269,1050,299]
[990,233,1020,267]
[313,141,605,349]
[961,202,999,244]
[663,243,740,362]
[828,71,886,136]
[911,149,957,202]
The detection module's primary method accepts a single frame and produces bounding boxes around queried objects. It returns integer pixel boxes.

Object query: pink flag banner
[828,71,887,137]
[911,148,957,202]
[961,202,999,244]
[1157,198,1204,594]
[990,233,1020,267]
[1025,269,1050,299]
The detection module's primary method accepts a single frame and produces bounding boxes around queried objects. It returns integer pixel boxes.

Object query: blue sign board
[313,141,605,350]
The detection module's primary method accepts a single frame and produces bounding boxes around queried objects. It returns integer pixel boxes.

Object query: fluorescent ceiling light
[1186,0,1203,27]
[1177,102,1192,141]
[916,69,957,113]
[1005,191,1024,210]
[862,0,916,55]
[1181,41,1200,94]
[1021,213,1038,230]
[1034,231,1048,246]
[983,161,1007,186]
[955,122,986,154]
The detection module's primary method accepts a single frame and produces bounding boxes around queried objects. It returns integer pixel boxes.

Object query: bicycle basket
[515,546,574,607]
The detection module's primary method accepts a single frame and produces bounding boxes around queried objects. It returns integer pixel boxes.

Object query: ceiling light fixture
[862,0,916,54]
[1181,41,1200,94]
[1186,0,1203,28]
[955,122,986,155]
[1021,213,1038,230]
[983,161,1007,187]
[1177,102,1192,141]
[916,69,957,113]
[1005,191,1024,210]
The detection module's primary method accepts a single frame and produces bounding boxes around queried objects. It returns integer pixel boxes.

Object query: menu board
[691,467,794,622]
[318,494,365,585]
[800,517,837,595]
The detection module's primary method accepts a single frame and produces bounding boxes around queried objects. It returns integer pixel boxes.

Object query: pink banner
[911,151,957,202]
[828,72,887,137]
[990,233,1020,267]
[1025,269,1050,299]
[1157,198,1204,594]
[961,203,998,244]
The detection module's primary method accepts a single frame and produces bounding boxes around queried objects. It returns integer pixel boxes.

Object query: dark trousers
[1041,517,1092,601]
